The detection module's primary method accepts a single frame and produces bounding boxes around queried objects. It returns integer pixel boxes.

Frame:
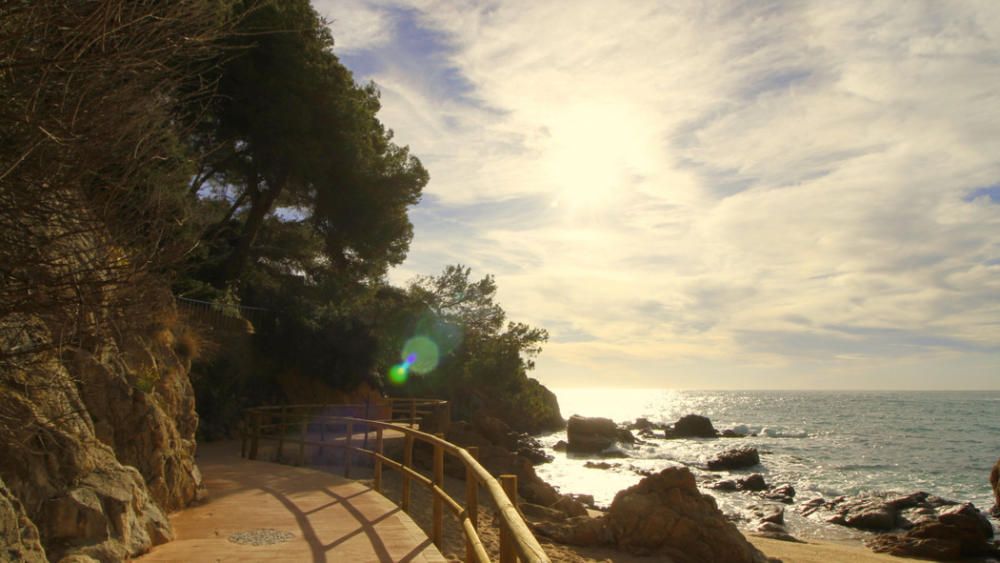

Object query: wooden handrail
[241,405,550,563]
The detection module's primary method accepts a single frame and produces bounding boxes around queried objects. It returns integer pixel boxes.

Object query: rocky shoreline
[519,412,1000,561]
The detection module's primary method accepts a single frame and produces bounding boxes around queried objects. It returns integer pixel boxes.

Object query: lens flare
[402,336,439,374]
[388,364,409,385]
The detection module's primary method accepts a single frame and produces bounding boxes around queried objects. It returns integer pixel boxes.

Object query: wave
[759,427,808,438]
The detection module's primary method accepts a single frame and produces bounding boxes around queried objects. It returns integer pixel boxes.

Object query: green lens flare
[402,336,439,375]
[388,364,409,385]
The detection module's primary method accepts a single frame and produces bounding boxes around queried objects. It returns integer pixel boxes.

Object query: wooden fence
[240,400,549,563]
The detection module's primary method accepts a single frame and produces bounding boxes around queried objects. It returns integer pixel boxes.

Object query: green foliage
[372,264,561,432]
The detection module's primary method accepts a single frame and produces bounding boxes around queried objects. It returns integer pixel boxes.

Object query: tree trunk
[219,168,284,284]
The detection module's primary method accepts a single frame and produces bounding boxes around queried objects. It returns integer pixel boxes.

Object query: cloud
[322,0,1000,388]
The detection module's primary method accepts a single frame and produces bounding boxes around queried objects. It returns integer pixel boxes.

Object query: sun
[543,102,653,214]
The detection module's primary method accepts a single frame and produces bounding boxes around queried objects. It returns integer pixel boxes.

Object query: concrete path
[138,441,446,563]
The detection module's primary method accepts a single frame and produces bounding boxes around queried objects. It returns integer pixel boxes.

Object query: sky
[313,0,1000,390]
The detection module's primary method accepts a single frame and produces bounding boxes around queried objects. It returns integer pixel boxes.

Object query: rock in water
[739,474,768,491]
[711,473,769,492]
[566,415,618,453]
[607,466,770,562]
[664,414,718,438]
[867,503,999,560]
[763,484,796,504]
[707,447,761,470]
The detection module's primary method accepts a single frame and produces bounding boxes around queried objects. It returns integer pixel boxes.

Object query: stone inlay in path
[227,529,295,545]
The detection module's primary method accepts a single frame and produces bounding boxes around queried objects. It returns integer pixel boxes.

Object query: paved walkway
[138,442,446,563]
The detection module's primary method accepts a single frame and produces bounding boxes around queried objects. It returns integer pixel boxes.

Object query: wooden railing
[240,402,549,563]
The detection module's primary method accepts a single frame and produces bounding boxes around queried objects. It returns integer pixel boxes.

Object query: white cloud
[313,0,394,52]
[321,0,1000,388]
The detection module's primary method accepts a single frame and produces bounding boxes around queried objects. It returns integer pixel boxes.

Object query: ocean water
[535,388,1000,540]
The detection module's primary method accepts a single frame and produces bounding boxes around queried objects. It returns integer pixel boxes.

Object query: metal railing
[240,400,549,563]
[175,296,272,332]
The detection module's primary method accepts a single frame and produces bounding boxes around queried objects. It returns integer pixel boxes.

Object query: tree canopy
[189,0,427,290]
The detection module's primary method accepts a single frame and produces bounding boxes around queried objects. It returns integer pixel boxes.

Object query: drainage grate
[227,528,295,546]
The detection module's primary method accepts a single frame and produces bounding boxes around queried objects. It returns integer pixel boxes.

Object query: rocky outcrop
[606,467,771,562]
[801,491,961,532]
[0,299,201,561]
[866,503,998,560]
[707,447,761,470]
[0,477,46,562]
[664,414,718,439]
[458,377,564,435]
[566,415,618,453]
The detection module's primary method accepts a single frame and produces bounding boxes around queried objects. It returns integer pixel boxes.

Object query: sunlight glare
[543,102,654,213]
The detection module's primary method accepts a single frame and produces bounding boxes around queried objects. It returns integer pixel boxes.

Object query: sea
[535,388,1000,540]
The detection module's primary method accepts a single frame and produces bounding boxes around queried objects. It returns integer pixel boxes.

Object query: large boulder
[664,414,718,439]
[867,503,998,560]
[606,466,770,562]
[566,415,618,453]
[706,447,760,470]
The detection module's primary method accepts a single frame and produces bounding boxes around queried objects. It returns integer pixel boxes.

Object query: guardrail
[240,401,549,563]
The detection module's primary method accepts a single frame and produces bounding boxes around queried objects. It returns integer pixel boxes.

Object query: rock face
[867,503,998,560]
[664,414,718,438]
[707,447,761,470]
[0,477,46,562]
[566,415,619,453]
[605,467,770,562]
[71,327,202,512]
[0,298,202,561]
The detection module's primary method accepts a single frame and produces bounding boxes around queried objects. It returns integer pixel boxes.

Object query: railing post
[298,415,307,466]
[276,406,287,462]
[318,414,326,458]
[374,427,384,493]
[249,411,260,460]
[344,421,354,478]
[433,433,445,548]
[500,474,518,563]
[410,400,417,429]
[401,434,413,512]
[465,446,480,563]
[240,413,248,458]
